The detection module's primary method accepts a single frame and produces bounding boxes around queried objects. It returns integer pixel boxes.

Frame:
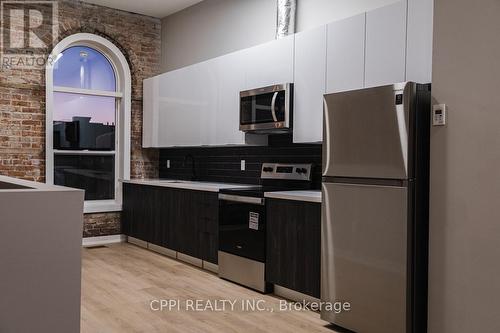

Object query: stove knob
[296,168,308,174]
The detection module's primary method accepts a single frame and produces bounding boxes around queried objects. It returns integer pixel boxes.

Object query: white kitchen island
[0,176,84,333]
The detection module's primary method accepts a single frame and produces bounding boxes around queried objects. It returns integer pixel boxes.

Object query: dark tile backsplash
[159,134,322,188]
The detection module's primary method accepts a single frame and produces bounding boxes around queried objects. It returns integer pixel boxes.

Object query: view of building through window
[52,46,118,201]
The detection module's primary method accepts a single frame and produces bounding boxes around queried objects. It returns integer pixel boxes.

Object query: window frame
[46,33,131,213]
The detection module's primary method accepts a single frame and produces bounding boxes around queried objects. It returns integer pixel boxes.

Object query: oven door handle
[219,194,265,205]
[271,91,279,122]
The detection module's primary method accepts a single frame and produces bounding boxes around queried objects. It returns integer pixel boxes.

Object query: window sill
[84,200,122,214]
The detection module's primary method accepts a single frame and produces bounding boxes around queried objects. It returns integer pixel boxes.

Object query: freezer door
[321,182,407,333]
[323,82,412,179]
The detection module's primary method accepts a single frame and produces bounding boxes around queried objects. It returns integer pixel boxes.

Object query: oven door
[240,83,292,132]
[219,194,266,262]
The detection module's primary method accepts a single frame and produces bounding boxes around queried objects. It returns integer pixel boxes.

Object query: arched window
[46,33,131,213]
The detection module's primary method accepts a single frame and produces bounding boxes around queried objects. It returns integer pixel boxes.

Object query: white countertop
[264,190,322,203]
[0,175,83,193]
[120,179,255,193]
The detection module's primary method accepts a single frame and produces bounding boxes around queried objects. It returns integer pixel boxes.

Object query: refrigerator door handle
[396,102,409,176]
[322,98,332,176]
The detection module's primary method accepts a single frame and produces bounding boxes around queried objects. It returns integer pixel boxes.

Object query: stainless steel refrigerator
[321,82,430,333]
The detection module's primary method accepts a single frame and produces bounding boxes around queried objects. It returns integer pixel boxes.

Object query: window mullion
[53,86,122,98]
[53,150,116,156]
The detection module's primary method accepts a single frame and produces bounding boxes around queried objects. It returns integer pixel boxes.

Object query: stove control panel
[261,163,312,181]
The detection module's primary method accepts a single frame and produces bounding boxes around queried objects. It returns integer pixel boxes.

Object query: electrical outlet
[241,160,246,171]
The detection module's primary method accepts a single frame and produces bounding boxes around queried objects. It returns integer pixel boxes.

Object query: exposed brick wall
[83,213,121,237]
[0,0,161,237]
[131,99,158,178]
[0,86,45,181]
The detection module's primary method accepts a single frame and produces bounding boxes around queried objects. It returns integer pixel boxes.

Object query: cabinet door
[197,60,218,145]
[122,184,154,242]
[148,186,165,247]
[293,25,327,144]
[142,77,159,148]
[266,199,321,298]
[365,1,407,87]
[214,52,246,145]
[406,0,433,83]
[243,35,294,90]
[154,187,175,249]
[171,189,200,258]
[156,66,200,147]
[326,13,366,93]
[197,192,219,264]
[122,183,134,236]
[156,62,218,147]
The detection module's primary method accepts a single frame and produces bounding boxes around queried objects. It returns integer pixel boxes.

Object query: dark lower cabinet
[123,183,156,242]
[266,198,321,298]
[122,184,219,264]
[155,187,177,249]
[170,189,199,258]
[197,192,219,264]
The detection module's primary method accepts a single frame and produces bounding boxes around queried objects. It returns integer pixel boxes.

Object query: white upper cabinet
[143,37,294,147]
[243,35,295,90]
[156,65,202,147]
[365,1,408,87]
[213,51,246,145]
[143,0,434,147]
[151,61,218,148]
[143,52,249,148]
[406,0,433,83]
[326,13,366,93]
[197,60,219,145]
[142,77,158,147]
[293,25,327,143]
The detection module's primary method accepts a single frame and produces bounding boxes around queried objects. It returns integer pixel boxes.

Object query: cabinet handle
[236,245,243,249]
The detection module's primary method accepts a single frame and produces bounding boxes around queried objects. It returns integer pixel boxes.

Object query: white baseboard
[82,234,126,247]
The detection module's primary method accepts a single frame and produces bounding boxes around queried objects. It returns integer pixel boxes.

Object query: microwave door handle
[271,91,279,122]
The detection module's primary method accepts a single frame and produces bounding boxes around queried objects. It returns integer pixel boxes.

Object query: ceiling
[82,0,205,18]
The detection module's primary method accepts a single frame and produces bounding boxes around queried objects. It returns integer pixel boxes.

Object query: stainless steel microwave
[239,83,293,133]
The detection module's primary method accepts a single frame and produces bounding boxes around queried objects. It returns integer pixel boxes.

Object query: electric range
[218,163,313,293]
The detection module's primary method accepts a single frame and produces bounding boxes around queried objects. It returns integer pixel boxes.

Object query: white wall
[161,0,399,71]
[428,0,500,332]
[161,0,276,72]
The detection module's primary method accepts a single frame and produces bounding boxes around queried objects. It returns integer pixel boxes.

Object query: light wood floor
[81,243,340,333]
